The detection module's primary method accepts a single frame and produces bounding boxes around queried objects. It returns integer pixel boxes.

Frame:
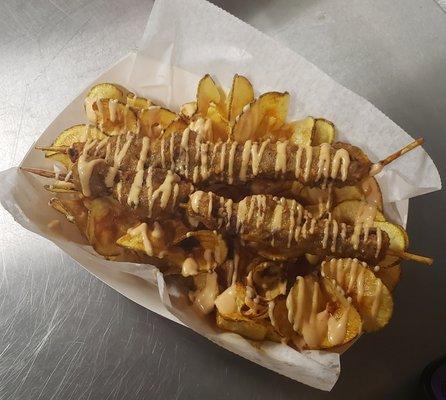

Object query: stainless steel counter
[1,0,445,398]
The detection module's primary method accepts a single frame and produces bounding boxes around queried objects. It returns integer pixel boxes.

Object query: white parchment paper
[0,0,441,391]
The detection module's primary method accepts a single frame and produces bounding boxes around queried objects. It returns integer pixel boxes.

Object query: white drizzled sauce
[160,137,166,169]
[193,272,219,314]
[108,99,118,122]
[227,141,238,184]
[152,221,163,239]
[369,163,383,177]
[271,200,284,246]
[331,148,350,181]
[275,140,288,176]
[128,223,153,256]
[207,192,213,219]
[182,257,199,277]
[219,141,227,174]
[200,142,209,179]
[169,133,175,170]
[246,197,255,223]
[105,133,133,188]
[215,284,239,315]
[287,200,296,248]
[192,166,199,183]
[225,199,233,228]
[190,190,204,213]
[251,139,269,176]
[371,279,383,317]
[149,170,176,215]
[294,147,303,178]
[268,301,276,327]
[239,140,252,181]
[303,146,313,181]
[94,137,109,156]
[322,219,330,249]
[236,198,248,233]
[375,227,382,258]
[77,140,104,197]
[330,219,339,253]
[286,276,349,347]
[255,195,267,228]
[316,143,331,181]
[180,128,190,177]
[127,137,150,207]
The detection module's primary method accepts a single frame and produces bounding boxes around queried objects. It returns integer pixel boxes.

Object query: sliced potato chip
[85,83,124,123]
[231,91,290,142]
[216,312,270,341]
[289,117,315,146]
[321,258,393,331]
[333,185,365,205]
[270,296,295,340]
[139,106,177,139]
[93,99,138,136]
[374,265,401,292]
[196,74,227,118]
[332,200,385,225]
[373,221,408,267]
[215,283,246,315]
[286,275,362,349]
[206,103,229,142]
[126,92,153,111]
[49,197,89,236]
[228,74,254,125]
[312,118,335,145]
[86,197,138,257]
[46,124,107,168]
[320,277,362,347]
[162,118,188,139]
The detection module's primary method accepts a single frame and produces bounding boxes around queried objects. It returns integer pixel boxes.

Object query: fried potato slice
[139,106,177,139]
[270,296,295,340]
[332,200,385,225]
[162,118,188,139]
[286,275,362,349]
[360,177,383,211]
[374,265,401,292]
[86,197,138,257]
[312,118,335,145]
[231,91,290,142]
[46,124,107,168]
[289,117,315,146]
[49,197,88,235]
[85,83,124,123]
[126,92,154,111]
[206,103,229,141]
[93,99,138,136]
[180,101,197,120]
[333,185,365,205]
[321,258,393,331]
[215,283,274,341]
[373,221,408,267]
[196,74,227,118]
[228,74,254,125]
[249,261,287,301]
[320,277,362,346]
[116,221,186,268]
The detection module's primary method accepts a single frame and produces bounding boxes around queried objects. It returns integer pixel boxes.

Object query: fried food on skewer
[186,191,389,265]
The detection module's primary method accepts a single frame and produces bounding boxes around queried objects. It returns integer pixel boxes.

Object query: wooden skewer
[20,167,69,181]
[35,145,68,153]
[370,138,424,176]
[387,248,433,266]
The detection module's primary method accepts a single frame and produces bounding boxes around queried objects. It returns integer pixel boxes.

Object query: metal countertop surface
[1,0,445,398]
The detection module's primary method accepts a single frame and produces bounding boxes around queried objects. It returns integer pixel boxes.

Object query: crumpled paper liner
[0,0,441,391]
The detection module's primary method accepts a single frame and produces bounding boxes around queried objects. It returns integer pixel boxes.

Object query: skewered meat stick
[45,128,424,189]
[21,163,194,220]
[186,191,389,265]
